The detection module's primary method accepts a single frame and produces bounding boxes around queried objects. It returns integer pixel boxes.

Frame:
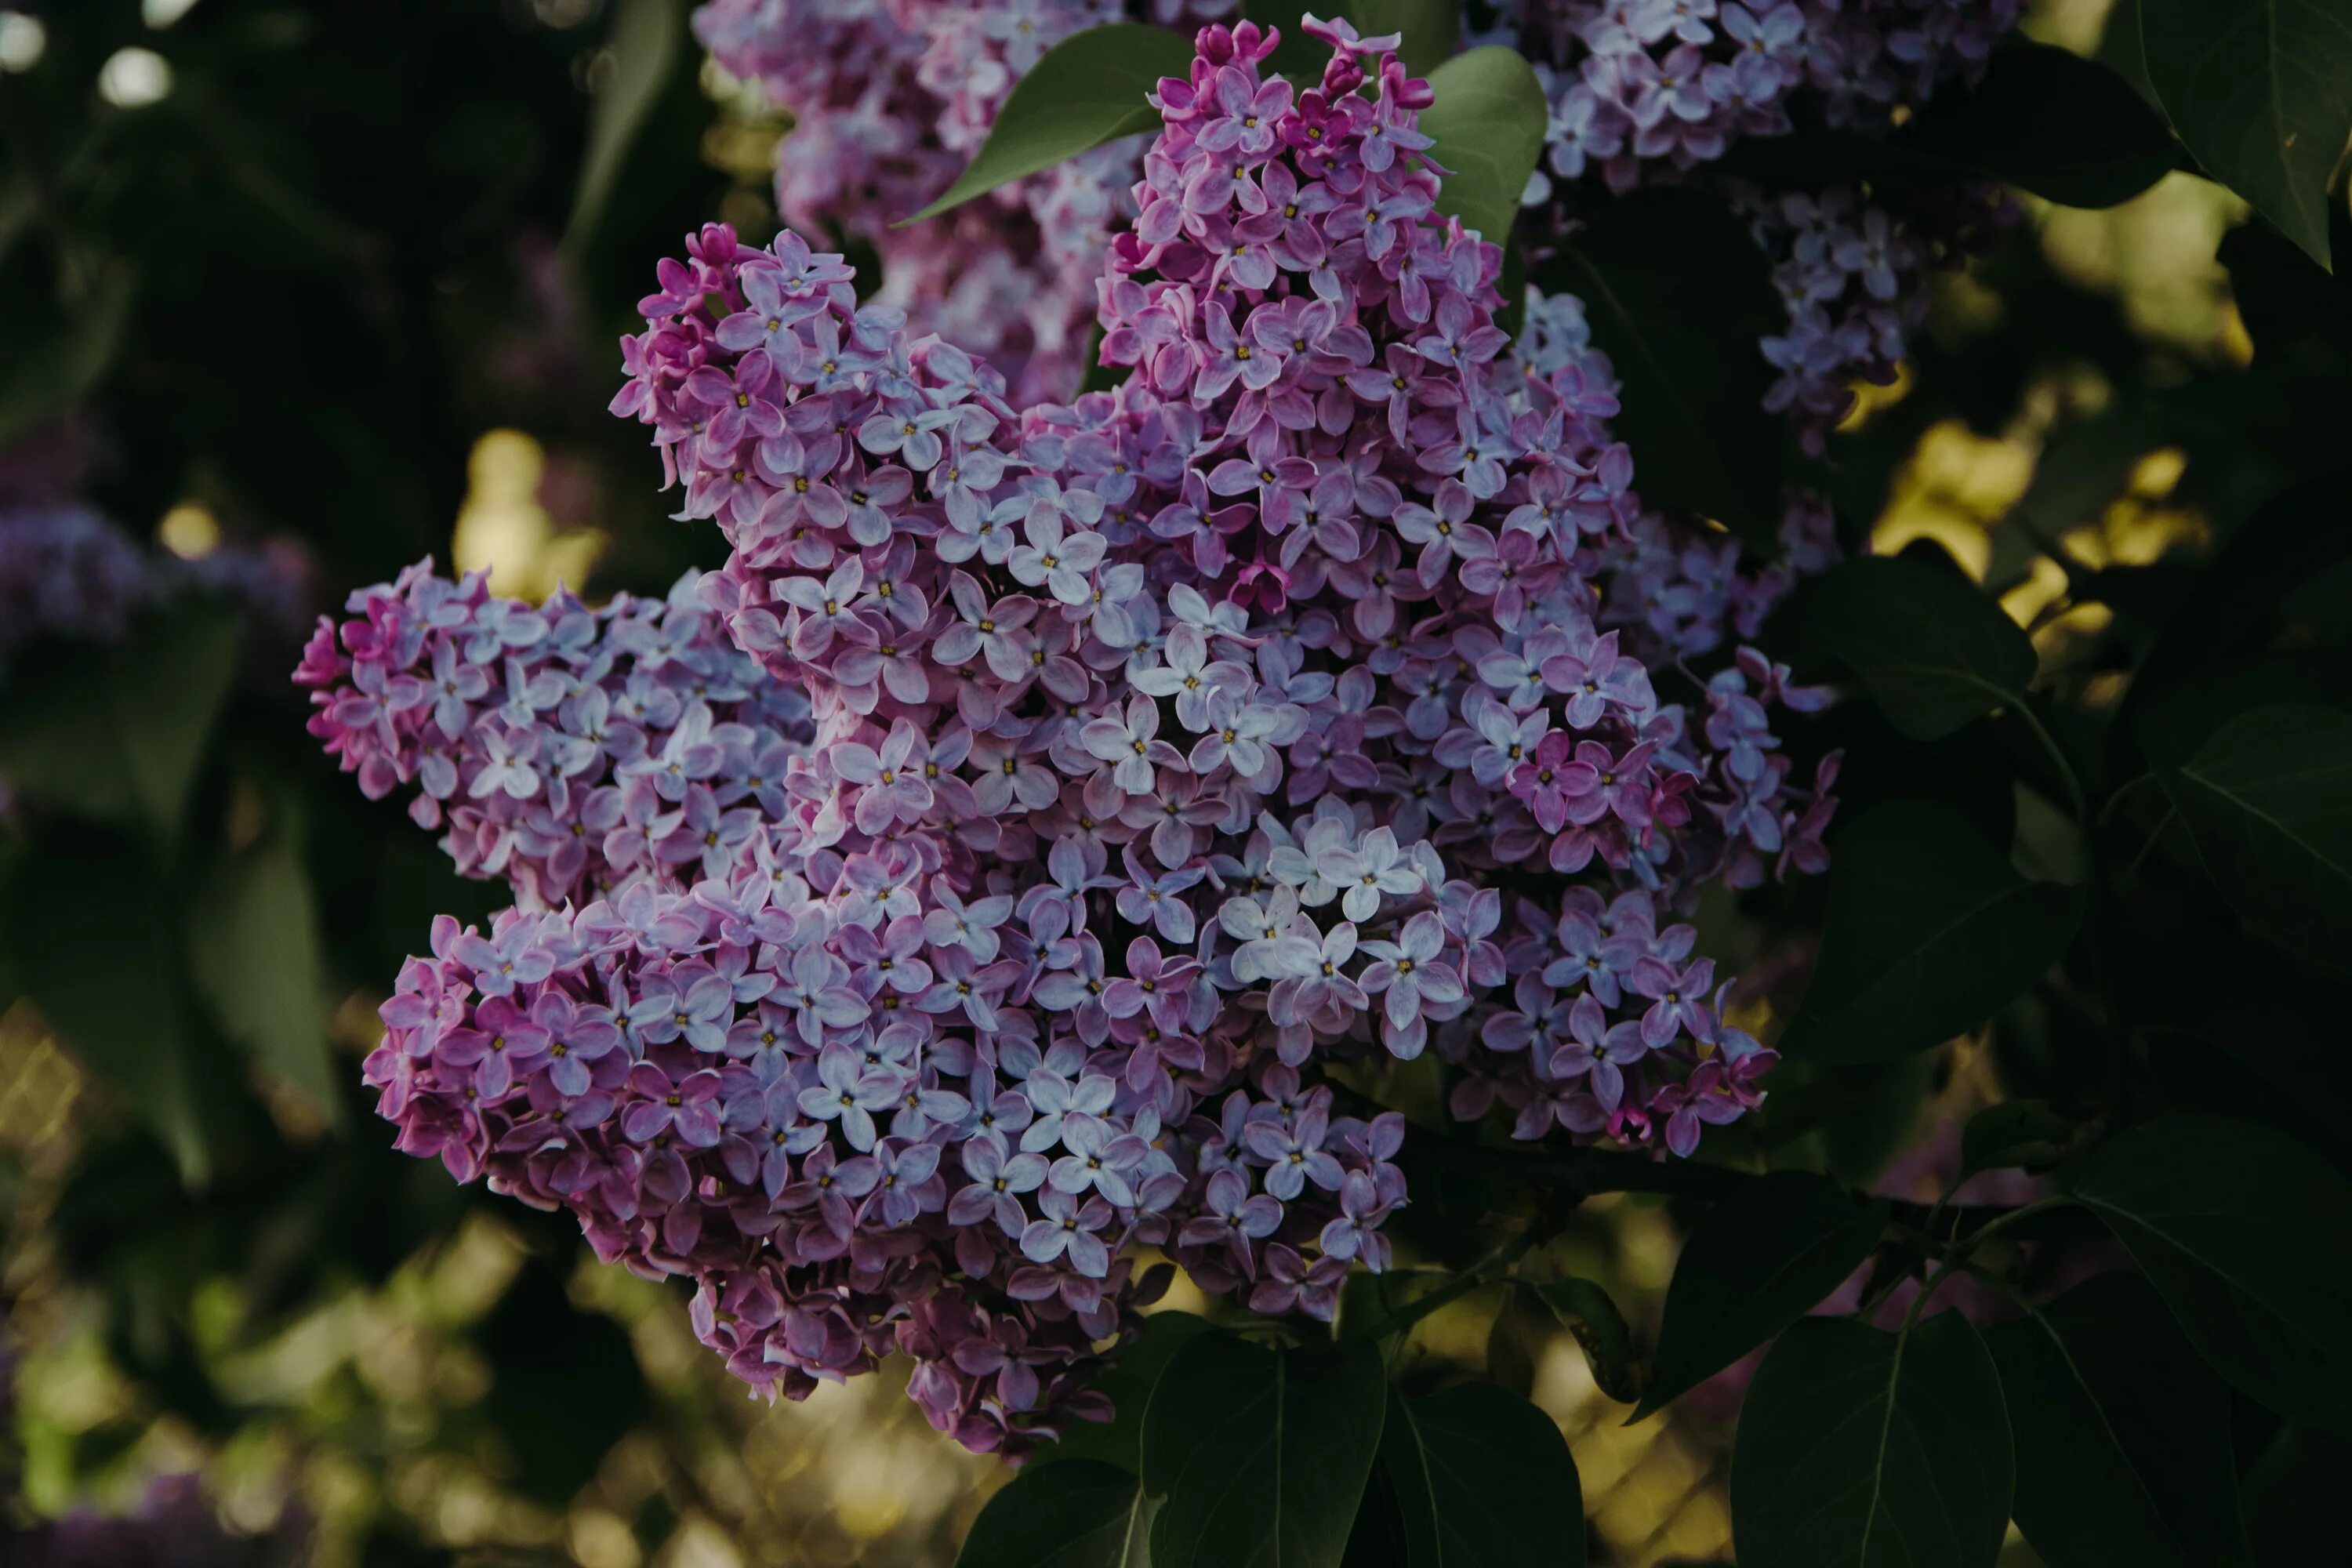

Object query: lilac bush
[306,18,1840,1455]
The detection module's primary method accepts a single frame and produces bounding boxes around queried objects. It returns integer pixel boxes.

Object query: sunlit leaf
[909,25,1190,223]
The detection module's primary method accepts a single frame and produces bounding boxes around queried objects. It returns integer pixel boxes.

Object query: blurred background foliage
[0,0,2342,1564]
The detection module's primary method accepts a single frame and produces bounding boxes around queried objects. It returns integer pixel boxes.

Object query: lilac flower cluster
[325,20,1838,1456]
[1503,0,2020,192]
[296,563,809,911]
[692,0,1233,402]
[0,504,314,676]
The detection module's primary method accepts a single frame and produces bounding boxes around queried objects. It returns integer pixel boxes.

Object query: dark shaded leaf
[958,1459,1150,1568]
[1730,1313,2012,1568]
[478,1252,651,1504]
[564,0,684,254]
[1032,1309,1214,1472]
[2140,0,2352,267]
[1534,187,1784,543]
[1530,1279,1643,1405]
[1898,40,2179,208]
[187,811,342,1123]
[1780,802,2085,1065]
[1793,556,2037,740]
[1379,1384,1584,1567]
[2063,1116,2352,1434]
[0,604,240,845]
[1958,1100,2072,1177]
[2,834,210,1183]
[1635,1172,1886,1419]
[1417,46,1547,246]
[909,26,1191,222]
[1145,1331,1388,1568]
[2155,703,2352,975]
[1984,1272,2252,1568]
[0,261,136,446]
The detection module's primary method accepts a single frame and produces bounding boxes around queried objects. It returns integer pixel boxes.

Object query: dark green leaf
[2063,1116,2352,1434]
[1145,1331,1388,1568]
[1534,187,1784,543]
[1379,1384,1584,1567]
[1984,1272,2252,1568]
[1779,802,2085,1065]
[909,25,1192,222]
[958,1458,1150,1568]
[1635,1171,1886,1418]
[1794,555,2037,740]
[1896,41,2179,208]
[1719,45,2175,209]
[186,814,342,1124]
[1730,1313,2012,1568]
[0,261,136,447]
[2140,0,2352,267]
[1415,46,1546,247]
[2218,220,2352,358]
[1958,1100,2072,1177]
[1247,0,1461,78]
[1529,1279,1643,1405]
[2155,703,2352,975]
[0,604,240,845]
[564,0,684,255]
[3,835,210,1184]
[478,1253,651,1504]
[1032,1309,1214,1472]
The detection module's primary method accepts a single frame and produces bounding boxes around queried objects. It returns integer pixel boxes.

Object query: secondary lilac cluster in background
[692,0,1237,403]
[310,20,1846,1457]
[1501,0,2021,451]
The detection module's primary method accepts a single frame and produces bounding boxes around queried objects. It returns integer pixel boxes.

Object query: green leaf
[1032,1309,1214,1472]
[2140,0,2352,267]
[909,25,1192,223]
[1958,1100,2072,1178]
[1530,1279,1643,1406]
[0,604,240,848]
[1720,41,2176,209]
[1145,1331,1388,1568]
[1794,556,2038,741]
[1730,1313,2013,1568]
[2,834,210,1185]
[2155,703,2352,976]
[186,813,342,1124]
[2063,1116,2352,1435]
[1247,0,1461,78]
[564,0,684,255]
[1779,802,2085,1065]
[0,260,136,448]
[1893,40,2180,209]
[1635,1172,1887,1419]
[1984,1272,2252,1568]
[1417,46,1548,247]
[1379,1384,1584,1568]
[1534,187,1784,543]
[959,1458,1152,1568]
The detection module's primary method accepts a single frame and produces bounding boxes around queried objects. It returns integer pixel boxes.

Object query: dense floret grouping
[310,20,1853,1455]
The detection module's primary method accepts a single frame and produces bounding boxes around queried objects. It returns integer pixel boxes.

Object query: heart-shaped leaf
[1145,1331,1388,1568]
[1985,1272,2252,1568]
[909,24,1192,223]
[2140,0,2352,268]
[1779,802,2085,1065]
[2156,703,2352,976]
[1378,1383,1584,1566]
[958,1458,1151,1568]
[1731,1313,2013,1568]
[1417,45,1548,247]
[2063,1116,2352,1435]
[1793,555,2038,741]
[1635,1171,1887,1419]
